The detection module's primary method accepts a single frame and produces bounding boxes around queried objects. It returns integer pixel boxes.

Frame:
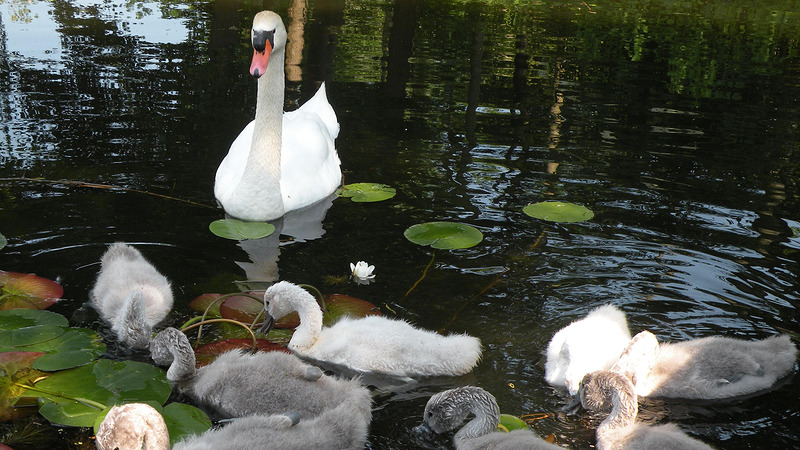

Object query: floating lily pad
[0,310,105,371]
[0,233,6,251]
[162,402,213,445]
[31,359,171,427]
[522,201,594,223]
[404,222,484,249]
[0,309,68,347]
[498,413,529,432]
[338,183,396,202]
[0,271,63,310]
[209,219,275,240]
[194,339,290,367]
[0,352,48,421]
[187,293,225,318]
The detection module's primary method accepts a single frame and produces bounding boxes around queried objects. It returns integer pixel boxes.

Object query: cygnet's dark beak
[259,313,275,335]
[561,394,583,415]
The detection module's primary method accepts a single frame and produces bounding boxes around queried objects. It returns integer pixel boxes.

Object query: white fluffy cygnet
[545,305,631,394]
[90,243,173,349]
[260,281,482,378]
[610,330,797,399]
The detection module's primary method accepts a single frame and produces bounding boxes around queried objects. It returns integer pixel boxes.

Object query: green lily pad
[498,413,529,432]
[0,309,68,347]
[209,219,275,240]
[31,359,171,427]
[404,222,484,249]
[0,351,48,421]
[162,402,212,445]
[0,271,63,310]
[338,183,396,202]
[0,233,6,251]
[0,310,105,371]
[522,201,594,223]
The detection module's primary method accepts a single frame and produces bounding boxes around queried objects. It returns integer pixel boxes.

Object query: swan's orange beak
[250,41,271,78]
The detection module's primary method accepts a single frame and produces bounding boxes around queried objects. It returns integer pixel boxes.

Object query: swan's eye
[252,29,275,53]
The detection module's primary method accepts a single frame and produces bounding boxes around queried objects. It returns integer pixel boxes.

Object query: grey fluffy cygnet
[611,330,798,399]
[261,281,482,378]
[579,370,714,450]
[96,400,371,450]
[90,243,173,349]
[149,327,372,421]
[413,386,563,449]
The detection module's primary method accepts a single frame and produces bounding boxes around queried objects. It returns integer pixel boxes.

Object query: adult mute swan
[578,370,713,450]
[260,281,482,378]
[610,330,797,399]
[545,305,631,395]
[90,243,173,349]
[214,10,341,222]
[96,400,370,450]
[150,327,372,420]
[412,386,562,449]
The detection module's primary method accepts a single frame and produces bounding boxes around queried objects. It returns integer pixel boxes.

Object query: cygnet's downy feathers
[413,386,562,450]
[611,330,797,399]
[150,327,372,421]
[545,304,631,394]
[90,243,173,348]
[261,281,482,378]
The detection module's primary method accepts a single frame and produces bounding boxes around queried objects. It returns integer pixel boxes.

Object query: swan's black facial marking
[252,29,275,53]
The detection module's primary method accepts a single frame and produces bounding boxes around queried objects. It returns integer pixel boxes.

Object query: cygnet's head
[260,281,311,334]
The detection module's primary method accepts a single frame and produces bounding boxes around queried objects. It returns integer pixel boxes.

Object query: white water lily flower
[350,261,376,283]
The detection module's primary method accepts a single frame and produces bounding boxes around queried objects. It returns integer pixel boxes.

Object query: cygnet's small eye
[426,411,433,418]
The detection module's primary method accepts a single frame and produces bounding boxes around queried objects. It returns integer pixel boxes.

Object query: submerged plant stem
[0,177,215,209]
[401,252,436,300]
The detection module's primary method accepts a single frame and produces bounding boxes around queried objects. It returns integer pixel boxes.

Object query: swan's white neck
[287,293,324,353]
[239,44,286,218]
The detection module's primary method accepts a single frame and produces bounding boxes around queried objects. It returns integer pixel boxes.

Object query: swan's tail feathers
[112,290,152,349]
[757,334,798,379]
[101,242,144,265]
[300,82,340,140]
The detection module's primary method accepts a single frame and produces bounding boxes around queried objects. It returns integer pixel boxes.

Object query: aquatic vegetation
[209,219,276,240]
[0,271,63,311]
[523,201,594,223]
[404,222,483,250]
[337,182,396,202]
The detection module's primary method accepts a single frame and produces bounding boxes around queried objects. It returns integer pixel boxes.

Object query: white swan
[260,281,482,377]
[90,243,173,349]
[578,370,714,449]
[96,401,370,450]
[214,10,341,222]
[545,305,631,395]
[150,327,371,421]
[413,386,562,449]
[610,330,797,399]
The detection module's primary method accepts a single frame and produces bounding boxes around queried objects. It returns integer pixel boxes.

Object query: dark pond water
[2,0,800,448]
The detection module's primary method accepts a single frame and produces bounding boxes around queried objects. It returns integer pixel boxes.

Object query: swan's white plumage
[214,10,340,222]
[545,304,631,394]
[90,243,173,349]
[612,330,797,399]
[263,281,482,377]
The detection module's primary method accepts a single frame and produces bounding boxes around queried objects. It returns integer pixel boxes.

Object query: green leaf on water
[0,309,68,347]
[0,351,48,421]
[338,183,396,202]
[0,232,6,251]
[0,271,63,310]
[522,201,594,223]
[209,219,275,240]
[498,413,529,432]
[404,222,484,249]
[31,359,171,427]
[162,402,212,445]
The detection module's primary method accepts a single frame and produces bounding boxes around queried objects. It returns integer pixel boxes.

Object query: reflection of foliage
[4,0,37,23]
